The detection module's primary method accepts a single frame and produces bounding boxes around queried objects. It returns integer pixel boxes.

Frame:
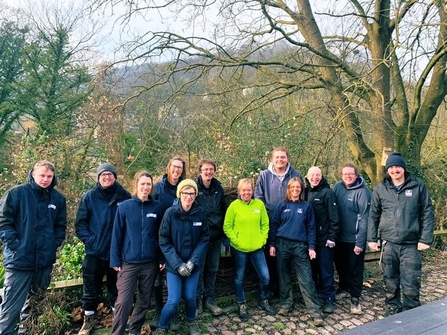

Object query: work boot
[238,303,250,322]
[323,298,335,314]
[205,300,223,316]
[153,328,167,335]
[195,299,203,317]
[335,290,350,300]
[169,310,181,331]
[313,314,325,327]
[385,305,402,317]
[350,297,362,315]
[257,299,276,315]
[188,320,201,335]
[277,305,292,316]
[149,310,161,328]
[79,314,95,335]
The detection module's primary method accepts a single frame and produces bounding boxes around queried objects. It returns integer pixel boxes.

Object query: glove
[178,263,191,277]
[186,260,195,272]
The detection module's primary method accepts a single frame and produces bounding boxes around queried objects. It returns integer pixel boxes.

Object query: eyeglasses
[101,173,114,178]
[181,192,196,198]
[342,173,356,176]
[170,164,183,170]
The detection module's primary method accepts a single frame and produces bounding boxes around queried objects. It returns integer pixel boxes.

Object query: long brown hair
[166,156,186,180]
[285,177,304,202]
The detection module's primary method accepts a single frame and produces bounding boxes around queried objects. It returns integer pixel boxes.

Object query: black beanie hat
[385,152,407,170]
[97,163,117,180]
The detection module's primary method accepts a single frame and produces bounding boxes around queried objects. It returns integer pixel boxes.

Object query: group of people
[0,148,434,335]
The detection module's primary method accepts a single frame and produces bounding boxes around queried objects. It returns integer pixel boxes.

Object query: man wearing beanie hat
[75,163,131,335]
[97,163,118,180]
[384,152,407,171]
[368,152,434,315]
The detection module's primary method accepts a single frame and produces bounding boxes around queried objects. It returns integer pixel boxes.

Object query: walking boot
[151,285,163,328]
[205,300,223,316]
[196,299,203,317]
[238,303,250,321]
[188,319,201,335]
[257,299,276,315]
[169,309,181,331]
[323,297,335,314]
[79,314,95,335]
[350,297,362,315]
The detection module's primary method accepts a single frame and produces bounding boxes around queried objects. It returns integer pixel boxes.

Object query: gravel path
[90,250,447,335]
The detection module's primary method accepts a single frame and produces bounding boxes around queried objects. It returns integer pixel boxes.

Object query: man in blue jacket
[368,152,434,314]
[75,163,131,335]
[0,160,67,335]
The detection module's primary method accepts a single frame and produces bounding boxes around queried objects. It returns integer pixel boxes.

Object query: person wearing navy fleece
[110,171,164,335]
[269,177,324,327]
[75,163,131,335]
[151,156,186,330]
[154,179,209,335]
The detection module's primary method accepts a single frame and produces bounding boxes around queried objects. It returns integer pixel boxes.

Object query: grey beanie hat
[385,152,407,170]
[97,163,117,179]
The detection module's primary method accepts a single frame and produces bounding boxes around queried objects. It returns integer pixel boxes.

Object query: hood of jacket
[343,175,367,190]
[305,176,330,192]
[28,168,58,192]
[267,162,291,177]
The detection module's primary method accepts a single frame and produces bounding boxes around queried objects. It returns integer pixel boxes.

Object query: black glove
[178,263,191,277]
[186,260,195,272]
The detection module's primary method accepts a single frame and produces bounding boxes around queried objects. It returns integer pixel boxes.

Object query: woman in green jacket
[223,178,275,321]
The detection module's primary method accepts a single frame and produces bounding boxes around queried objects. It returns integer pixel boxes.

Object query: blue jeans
[196,239,221,303]
[311,245,336,301]
[230,247,270,304]
[158,270,200,329]
[276,238,322,316]
[0,266,53,335]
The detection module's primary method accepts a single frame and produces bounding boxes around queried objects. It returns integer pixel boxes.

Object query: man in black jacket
[368,152,434,314]
[0,160,67,335]
[194,159,226,316]
[75,163,131,335]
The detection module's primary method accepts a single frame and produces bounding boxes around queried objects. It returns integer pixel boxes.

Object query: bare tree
[89,0,447,184]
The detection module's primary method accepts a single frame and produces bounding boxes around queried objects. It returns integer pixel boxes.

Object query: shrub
[53,238,85,281]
